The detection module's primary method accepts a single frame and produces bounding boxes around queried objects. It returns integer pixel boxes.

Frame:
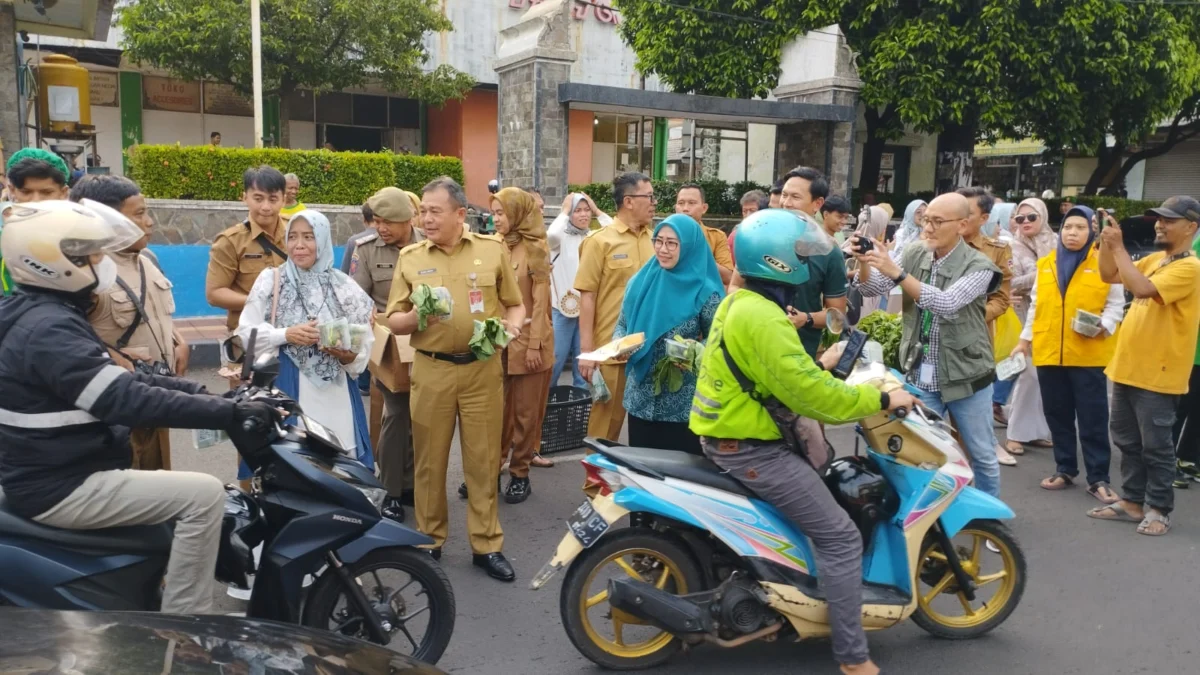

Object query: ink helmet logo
[20,255,59,279]
[762,255,792,274]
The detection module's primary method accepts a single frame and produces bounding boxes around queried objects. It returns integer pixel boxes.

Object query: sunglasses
[1014,214,1040,225]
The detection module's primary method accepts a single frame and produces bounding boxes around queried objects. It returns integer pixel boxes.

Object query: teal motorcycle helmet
[732,208,834,286]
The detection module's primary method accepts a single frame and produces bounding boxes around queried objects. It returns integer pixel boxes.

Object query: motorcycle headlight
[355,485,387,512]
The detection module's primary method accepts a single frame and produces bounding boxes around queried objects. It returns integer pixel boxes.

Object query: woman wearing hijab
[889,199,927,262]
[238,210,377,472]
[844,205,890,321]
[489,188,555,502]
[614,214,724,454]
[1001,198,1056,456]
[1012,205,1124,502]
[985,202,1016,243]
[547,193,612,388]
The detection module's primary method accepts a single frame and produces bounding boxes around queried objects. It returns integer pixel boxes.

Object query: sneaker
[995,444,1018,467]
[1174,470,1191,490]
[504,476,532,504]
[1178,460,1200,482]
[226,583,252,601]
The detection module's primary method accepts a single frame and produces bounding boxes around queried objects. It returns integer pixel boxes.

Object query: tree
[119,0,474,147]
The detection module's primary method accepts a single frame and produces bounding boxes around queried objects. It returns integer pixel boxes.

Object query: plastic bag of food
[348,323,370,353]
[590,366,611,403]
[412,284,453,331]
[468,318,514,360]
[654,335,704,395]
[1073,309,1103,337]
[318,317,350,349]
[192,428,229,449]
[996,353,1027,381]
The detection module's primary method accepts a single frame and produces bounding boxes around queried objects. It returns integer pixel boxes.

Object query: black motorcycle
[0,331,456,664]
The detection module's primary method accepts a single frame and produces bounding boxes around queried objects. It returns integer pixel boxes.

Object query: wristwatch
[891,271,909,284]
[803,312,815,329]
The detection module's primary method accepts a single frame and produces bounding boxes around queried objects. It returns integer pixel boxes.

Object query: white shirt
[547,210,611,315]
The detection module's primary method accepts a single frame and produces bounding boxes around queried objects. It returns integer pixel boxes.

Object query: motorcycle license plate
[567,500,610,548]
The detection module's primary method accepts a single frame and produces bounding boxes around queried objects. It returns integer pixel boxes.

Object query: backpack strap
[270,267,282,324]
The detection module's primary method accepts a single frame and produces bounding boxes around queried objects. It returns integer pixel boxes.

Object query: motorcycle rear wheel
[912,519,1026,639]
[560,528,703,671]
[302,548,456,664]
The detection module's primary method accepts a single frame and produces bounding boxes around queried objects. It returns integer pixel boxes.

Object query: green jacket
[0,259,11,297]
[689,290,883,441]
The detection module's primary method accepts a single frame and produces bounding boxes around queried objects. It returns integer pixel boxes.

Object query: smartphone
[1095,208,1106,231]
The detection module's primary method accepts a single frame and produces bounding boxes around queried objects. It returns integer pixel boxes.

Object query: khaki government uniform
[701,223,734,272]
[206,217,287,489]
[499,239,555,479]
[965,231,1013,325]
[89,250,179,470]
[351,226,424,499]
[573,217,654,441]
[386,229,522,553]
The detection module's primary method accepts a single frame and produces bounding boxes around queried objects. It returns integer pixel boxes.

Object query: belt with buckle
[417,349,478,365]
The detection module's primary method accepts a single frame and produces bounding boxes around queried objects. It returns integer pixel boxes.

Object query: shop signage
[508,0,619,24]
[89,72,119,107]
[204,82,253,117]
[143,76,201,113]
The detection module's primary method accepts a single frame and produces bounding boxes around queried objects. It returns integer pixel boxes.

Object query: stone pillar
[0,5,23,163]
[773,25,863,196]
[494,0,577,209]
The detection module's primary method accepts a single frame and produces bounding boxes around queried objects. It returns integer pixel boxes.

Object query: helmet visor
[788,210,835,258]
[59,199,145,257]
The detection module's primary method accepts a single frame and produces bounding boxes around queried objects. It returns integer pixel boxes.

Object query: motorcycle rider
[0,200,279,614]
[690,209,915,675]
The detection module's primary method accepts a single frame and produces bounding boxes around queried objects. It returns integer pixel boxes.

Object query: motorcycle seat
[593,445,755,498]
[0,491,173,555]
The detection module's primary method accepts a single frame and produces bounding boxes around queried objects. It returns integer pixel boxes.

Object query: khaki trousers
[410,353,504,554]
[587,363,627,441]
[501,369,554,478]
[130,427,172,471]
[34,469,225,614]
[374,382,414,496]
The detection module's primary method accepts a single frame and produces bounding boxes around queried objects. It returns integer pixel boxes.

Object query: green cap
[5,147,70,182]
[367,186,416,222]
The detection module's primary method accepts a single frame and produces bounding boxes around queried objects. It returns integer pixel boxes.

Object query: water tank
[36,54,93,135]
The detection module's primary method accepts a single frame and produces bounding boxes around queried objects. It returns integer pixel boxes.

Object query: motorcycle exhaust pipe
[607,578,713,635]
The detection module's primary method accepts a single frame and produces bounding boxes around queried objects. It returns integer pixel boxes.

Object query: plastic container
[540,386,593,454]
[1073,309,1103,337]
[996,353,1027,381]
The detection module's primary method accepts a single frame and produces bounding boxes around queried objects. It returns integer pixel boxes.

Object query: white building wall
[747,123,776,185]
[90,105,123,175]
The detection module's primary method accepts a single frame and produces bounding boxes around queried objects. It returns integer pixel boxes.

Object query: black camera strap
[113,261,149,350]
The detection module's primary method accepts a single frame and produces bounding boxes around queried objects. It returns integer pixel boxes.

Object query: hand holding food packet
[412,284,453,331]
[317,317,371,354]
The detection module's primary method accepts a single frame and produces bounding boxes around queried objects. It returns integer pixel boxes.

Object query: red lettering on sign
[508,0,619,25]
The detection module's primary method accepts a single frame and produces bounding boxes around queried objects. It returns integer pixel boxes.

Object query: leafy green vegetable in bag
[652,335,704,395]
[468,318,513,360]
[412,284,452,331]
[856,310,903,370]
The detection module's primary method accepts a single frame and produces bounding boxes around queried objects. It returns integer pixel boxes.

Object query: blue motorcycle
[533,341,1026,670]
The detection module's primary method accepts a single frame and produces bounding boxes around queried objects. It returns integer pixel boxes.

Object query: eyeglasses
[628,193,659,205]
[924,217,964,229]
[1014,214,1040,225]
[653,237,679,251]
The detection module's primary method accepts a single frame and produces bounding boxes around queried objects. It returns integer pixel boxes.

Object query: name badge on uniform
[375,263,394,269]
[468,272,485,314]
[919,362,935,386]
[418,268,437,275]
[612,253,628,260]
[243,253,264,259]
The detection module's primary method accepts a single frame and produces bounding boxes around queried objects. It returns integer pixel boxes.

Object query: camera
[852,235,874,255]
[134,360,175,378]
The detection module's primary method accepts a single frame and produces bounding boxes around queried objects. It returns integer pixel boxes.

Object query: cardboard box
[368,322,415,392]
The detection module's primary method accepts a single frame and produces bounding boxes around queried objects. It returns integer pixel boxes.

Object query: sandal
[1087,502,1142,523]
[530,454,555,468]
[1040,473,1073,490]
[1136,510,1170,536]
[1004,441,1025,456]
[1028,439,1054,449]
[1087,481,1119,504]
[995,444,1017,466]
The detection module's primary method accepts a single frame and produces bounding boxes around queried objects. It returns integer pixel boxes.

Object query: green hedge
[128,145,465,205]
[569,179,771,217]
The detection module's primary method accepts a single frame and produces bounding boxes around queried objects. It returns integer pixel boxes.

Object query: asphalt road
[176,367,1200,675]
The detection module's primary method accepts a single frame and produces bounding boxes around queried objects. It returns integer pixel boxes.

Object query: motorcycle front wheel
[912,519,1026,639]
[559,528,703,671]
[302,548,456,664]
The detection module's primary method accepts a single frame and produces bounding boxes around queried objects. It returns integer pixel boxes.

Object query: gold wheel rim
[916,528,1017,629]
[578,547,689,659]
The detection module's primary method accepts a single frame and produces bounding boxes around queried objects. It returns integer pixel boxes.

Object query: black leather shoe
[473,552,515,582]
[381,497,405,522]
[458,476,502,500]
[427,548,442,561]
[504,477,531,504]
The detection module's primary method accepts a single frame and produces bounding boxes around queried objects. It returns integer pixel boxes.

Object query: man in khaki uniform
[575,172,656,441]
[351,186,424,522]
[387,177,525,582]
[74,175,187,470]
[957,187,1013,323]
[205,166,288,490]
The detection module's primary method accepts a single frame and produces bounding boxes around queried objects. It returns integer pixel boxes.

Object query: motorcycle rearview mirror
[826,307,847,336]
[240,328,258,382]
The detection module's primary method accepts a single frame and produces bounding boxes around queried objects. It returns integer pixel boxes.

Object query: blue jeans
[992,377,1013,406]
[917,385,1002,498]
[551,309,586,389]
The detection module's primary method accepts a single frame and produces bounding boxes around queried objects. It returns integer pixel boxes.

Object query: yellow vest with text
[1031,246,1116,368]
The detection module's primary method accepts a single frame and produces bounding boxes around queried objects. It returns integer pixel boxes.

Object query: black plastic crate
[540,386,592,454]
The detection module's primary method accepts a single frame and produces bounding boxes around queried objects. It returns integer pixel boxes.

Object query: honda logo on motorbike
[332,514,363,525]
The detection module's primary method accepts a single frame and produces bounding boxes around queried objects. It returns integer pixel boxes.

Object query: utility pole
[250,0,264,148]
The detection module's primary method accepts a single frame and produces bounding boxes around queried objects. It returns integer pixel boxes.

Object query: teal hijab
[621,214,725,382]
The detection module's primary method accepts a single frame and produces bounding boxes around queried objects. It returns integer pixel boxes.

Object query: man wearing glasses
[850,193,1005,498]
[575,172,657,440]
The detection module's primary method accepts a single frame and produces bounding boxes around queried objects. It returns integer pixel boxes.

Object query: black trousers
[1037,365,1112,486]
[1173,364,1200,465]
[627,415,703,455]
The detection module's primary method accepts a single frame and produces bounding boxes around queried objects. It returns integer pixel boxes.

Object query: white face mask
[92,256,118,292]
